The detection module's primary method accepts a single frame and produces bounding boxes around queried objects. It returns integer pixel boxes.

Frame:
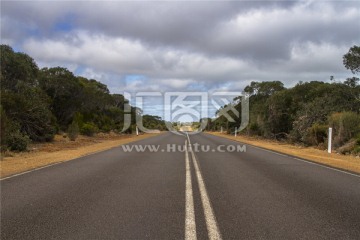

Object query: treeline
[206,46,360,154]
[0,45,166,151]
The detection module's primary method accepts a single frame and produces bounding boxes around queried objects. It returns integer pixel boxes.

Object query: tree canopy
[343,45,360,74]
[0,45,165,151]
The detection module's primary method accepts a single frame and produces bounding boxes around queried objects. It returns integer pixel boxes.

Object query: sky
[1,0,359,120]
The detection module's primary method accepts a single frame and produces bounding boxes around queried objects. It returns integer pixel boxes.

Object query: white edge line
[1,133,164,181]
[290,157,360,178]
[249,145,360,178]
[205,133,360,179]
[0,162,64,181]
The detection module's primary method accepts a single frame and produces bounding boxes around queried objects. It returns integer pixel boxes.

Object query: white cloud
[2,0,358,96]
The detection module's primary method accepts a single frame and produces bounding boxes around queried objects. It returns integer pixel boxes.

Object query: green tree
[1,45,55,143]
[0,45,38,91]
[343,45,360,74]
[39,67,83,128]
[1,86,55,142]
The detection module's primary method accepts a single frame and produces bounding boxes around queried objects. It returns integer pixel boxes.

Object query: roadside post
[136,126,139,136]
[235,127,237,137]
[328,127,332,153]
[221,127,223,133]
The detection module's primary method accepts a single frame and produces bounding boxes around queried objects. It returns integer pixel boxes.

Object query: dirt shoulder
[207,132,360,174]
[0,132,163,178]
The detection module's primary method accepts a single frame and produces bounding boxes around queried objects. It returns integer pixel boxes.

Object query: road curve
[1,132,360,239]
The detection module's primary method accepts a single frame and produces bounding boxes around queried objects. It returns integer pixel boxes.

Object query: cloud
[2,0,358,95]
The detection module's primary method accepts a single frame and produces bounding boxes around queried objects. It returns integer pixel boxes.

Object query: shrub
[248,122,262,136]
[353,146,360,155]
[308,123,328,145]
[355,134,360,146]
[6,131,30,151]
[100,124,112,133]
[67,121,79,141]
[329,112,360,146]
[80,123,98,136]
[337,140,356,155]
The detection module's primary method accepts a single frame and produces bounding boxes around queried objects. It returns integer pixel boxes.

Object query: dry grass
[0,132,162,178]
[207,132,360,174]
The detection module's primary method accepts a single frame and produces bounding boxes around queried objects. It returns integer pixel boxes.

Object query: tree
[244,81,285,98]
[343,45,360,74]
[344,77,359,88]
[0,45,39,92]
[0,44,146,150]
[266,90,294,139]
[39,67,83,128]
[1,45,55,143]
[1,86,55,142]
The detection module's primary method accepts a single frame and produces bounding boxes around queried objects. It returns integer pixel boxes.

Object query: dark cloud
[1,0,359,94]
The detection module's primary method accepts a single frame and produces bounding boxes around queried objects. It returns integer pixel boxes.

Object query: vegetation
[67,120,79,141]
[209,45,360,154]
[141,115,167,131]
[0,45,165,151]
[1,44,359,154]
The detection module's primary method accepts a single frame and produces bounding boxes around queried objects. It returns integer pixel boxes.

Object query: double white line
[185,134,222,240]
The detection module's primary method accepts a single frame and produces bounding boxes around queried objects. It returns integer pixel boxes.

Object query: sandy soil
[207,132,360,174]
[0,132,162,178]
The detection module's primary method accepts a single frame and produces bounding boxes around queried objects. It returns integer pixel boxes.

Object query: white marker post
[136,126,139,136]
[235,127,237,137]
[220,127,223,134]
[328,127,332,153]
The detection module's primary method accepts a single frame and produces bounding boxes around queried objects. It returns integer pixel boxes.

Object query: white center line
[185,140,197,240]
[187,134,223,240]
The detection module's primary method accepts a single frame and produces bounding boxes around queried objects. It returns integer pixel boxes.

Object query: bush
[80,123,98,136]
[100,124,112,133]
[355,134,360,146]
[353,146,360,155]
[337,140,356,155]
[329,112,360,147]
[308,123,328,145]
[6,131,30,151]
[67,121,79,141]
[248,122,262,136]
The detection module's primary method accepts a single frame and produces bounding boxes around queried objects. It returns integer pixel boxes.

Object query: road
[1,132,360,239]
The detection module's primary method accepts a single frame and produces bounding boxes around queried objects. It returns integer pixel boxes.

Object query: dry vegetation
[0,132,162,178]
[207,132,360,174]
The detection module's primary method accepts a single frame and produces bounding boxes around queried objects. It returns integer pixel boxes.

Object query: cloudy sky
[1,0,359,119]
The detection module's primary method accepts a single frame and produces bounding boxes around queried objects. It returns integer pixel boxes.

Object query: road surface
[1,132,360,239]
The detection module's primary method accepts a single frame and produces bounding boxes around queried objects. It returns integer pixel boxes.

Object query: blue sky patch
[53,13,77,32]
[125,74,148,85]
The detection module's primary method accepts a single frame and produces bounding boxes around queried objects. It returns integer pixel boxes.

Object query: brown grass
[0,132,163,178]
[207,132,360,174]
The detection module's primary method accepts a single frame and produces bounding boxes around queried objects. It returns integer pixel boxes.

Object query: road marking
[186,132,191,146]
[207,133,360,179]
[291,157,360,178]
[187,135,223,240]
[185,140,197,240]
[248,145,360,178]
[0,162,64,181]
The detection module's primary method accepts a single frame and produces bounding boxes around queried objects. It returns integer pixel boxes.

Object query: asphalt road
[1,132,360,239]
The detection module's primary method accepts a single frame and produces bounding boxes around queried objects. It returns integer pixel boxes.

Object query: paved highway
[1,132,360,239]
